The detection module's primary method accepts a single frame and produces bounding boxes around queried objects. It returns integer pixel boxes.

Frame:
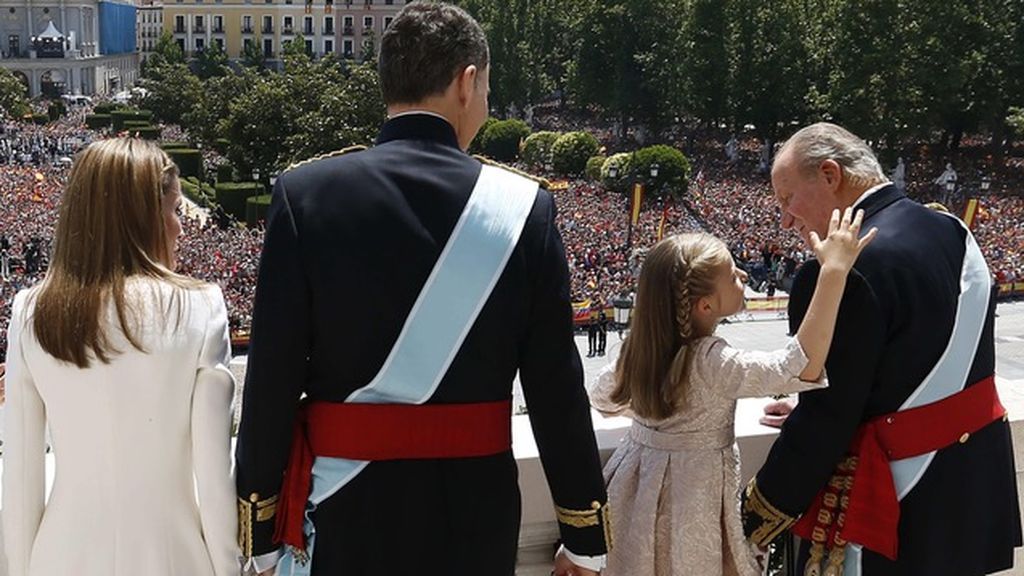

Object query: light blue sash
[276,165,538,576]
[840,218,991,576]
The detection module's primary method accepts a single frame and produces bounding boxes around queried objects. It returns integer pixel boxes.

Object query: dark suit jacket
[757,185,1021,575]
[234,113,608,575]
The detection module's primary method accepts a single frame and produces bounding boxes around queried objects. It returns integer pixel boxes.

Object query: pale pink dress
[590,336,827,576]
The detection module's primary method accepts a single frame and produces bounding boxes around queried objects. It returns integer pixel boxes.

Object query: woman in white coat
[2,139,239,576]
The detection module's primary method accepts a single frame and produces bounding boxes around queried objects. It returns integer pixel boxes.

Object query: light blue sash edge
[841,218,990,576]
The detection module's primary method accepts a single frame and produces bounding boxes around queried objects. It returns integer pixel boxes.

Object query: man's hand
[552,549,599,576]
[759,397,795,428]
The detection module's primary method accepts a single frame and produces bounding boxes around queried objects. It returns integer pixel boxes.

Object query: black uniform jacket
[747,185,1021,575]
[234,113,609,575]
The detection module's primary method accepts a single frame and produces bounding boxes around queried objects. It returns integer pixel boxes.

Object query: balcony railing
[174,25,186,33]
[193,25,205,33]
[242,26,254,33]
[342,25,353,36]
[303,26,314,35]
[282,25,294,34]
[262,24,274,33]
[212,25,224,33]
[323,26,334,35]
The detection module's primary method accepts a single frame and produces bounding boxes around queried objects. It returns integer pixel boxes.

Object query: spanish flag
[963,198,980,229]
[631,183,643,226]
[656,200,670,242]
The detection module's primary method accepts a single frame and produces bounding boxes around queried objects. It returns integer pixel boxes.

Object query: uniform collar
[853,183,904,220]
[376,112,461,150]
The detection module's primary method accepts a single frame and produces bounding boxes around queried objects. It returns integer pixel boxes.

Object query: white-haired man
[742,122,1021,575]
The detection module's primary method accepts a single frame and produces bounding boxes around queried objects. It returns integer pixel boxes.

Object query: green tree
[241,36,268,71]
[220,74,296,186]
[194,41,230,80]
[681,0,729,127]
[139,63,203,125]
[0,67,29,119]
[550,131,599,176]
[183,72,250,146]
[145,31,185,76]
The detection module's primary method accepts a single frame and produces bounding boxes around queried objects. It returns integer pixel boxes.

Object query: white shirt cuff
[241,549,282,573]
[559,544,608,571]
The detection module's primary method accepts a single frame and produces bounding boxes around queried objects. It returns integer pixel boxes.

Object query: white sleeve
[694,336,828,400]
[2,292,47,576]
[190,286,241,576]
[587,364,633,418]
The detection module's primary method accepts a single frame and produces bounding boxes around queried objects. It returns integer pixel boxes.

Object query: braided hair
[611,233,731,420]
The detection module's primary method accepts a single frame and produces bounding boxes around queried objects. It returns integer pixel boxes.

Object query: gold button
[250,492,260,503]
[959,432,970,444]
[591,501,602,510]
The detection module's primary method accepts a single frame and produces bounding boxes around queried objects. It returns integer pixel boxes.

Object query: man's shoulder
[473,155,551,190]
[283,145,369,178]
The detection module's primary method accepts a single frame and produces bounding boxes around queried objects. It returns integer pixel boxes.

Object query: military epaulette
[924,201,951,214]
[473,155,550,189]
[285,145,367,173]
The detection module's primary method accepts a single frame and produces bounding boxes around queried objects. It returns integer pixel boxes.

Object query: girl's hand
[809,207,877,274]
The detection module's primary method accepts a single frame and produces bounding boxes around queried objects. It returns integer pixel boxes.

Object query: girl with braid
[590,208,875,576]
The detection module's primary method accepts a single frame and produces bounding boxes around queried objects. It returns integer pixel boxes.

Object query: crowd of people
[2,105,1023,363]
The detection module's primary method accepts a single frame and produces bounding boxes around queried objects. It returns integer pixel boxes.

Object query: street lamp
[612,296,633,339]
[650,163,659,180]
[269,172,279,188]
[608,164,619,179]
[252,169,261,184]
[981,175,991,193]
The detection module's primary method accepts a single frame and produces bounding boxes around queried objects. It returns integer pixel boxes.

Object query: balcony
[323,26,334,35]
[282,25,294,35]
[342,25,353,36]
[174,25,186,33]
[362,26,372,35]
[242,26,254,34]
[261,24,274,34]
[212,25,225,33]
[193,25,205,33]
[303,26,314,35]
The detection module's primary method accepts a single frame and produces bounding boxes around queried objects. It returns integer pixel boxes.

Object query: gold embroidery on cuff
[238,497,253,557]
[744,479,797,547]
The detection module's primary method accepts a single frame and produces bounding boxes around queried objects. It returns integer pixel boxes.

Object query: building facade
[0,0,139,97]
[137,0,162,55]
[162,0,404,64]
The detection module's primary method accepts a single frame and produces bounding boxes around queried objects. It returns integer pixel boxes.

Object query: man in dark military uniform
[742,123,1020,575]
[234,3,610,576]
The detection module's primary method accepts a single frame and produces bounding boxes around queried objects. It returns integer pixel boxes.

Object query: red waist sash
[792,375,1004,560]
[274,399,513,552]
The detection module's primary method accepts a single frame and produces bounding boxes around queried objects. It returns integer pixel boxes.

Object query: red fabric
[274,400,513,551]
[792,375,1003,560]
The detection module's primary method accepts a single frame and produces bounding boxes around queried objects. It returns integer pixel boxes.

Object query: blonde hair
[779,122,886,189]
[611,233,732,420]
[32,138,199,368]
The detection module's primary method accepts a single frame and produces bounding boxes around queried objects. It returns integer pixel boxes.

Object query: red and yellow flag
[631,183,643,226]
[656,200,670,241]
[963,198,980,229]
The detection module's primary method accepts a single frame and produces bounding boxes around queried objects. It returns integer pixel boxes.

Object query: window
[383,16,392,29]
[262,15,273,33]
[263,37,273,57]
[304,16,313,35]
[323,16,334,34]
[195,37,204,50]
[342,39,352,57]
[324,39,333,53]
[283,15,293,33]
[174,15,185,33]
[242,15,253,33]
[213,15,224,32]
[175,38,185,51]
[362,16,373,30]
[305,39,313,54]
[214,37,224,49]
[194,15,204,32]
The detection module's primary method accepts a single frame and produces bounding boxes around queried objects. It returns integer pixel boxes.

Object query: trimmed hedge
[123,120,151,129]
[31,113,49,125]
[469,117,496,155]
[479,119,530,162]
[93,103,124,115]
[133,126,162,140]
[47,101,66,121]
[551,131,599,176]
[85,114,112,129]
[246,194,272,227]
[601,153,635,192]
[520,131,561,168]
[631,145,691,197]
[161,141,189,150]
[216,163,235,183]
[111,109,154,131]
[215,182,265,222]
[165,148,203,180]
[586,155,606,181]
